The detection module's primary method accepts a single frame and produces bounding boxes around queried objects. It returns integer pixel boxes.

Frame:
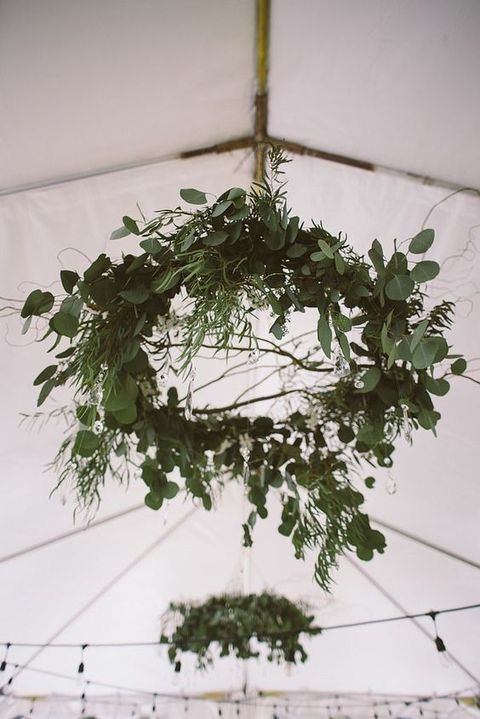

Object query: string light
[0,642,10,671]
[1,602,477,654]
[77,643,87,684]
[428,610,450,666]
[80,690,86,716]
[151,693,157,717]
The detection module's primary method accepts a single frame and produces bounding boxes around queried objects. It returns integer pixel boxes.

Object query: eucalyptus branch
[193,387,310,415]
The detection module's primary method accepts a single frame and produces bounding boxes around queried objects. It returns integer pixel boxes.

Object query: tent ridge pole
[371,516,480,571]
[253,0,270,183]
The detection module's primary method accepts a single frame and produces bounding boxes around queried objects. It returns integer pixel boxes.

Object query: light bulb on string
[428,611,451,668]
[0,643,10,672]
[184,697,189,713]
[77,644,87,685]
[29,699,35,716]
[151,693,157,718]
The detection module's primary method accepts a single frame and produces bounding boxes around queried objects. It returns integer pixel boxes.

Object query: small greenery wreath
[22,149,466,589]
[160,592,318,670]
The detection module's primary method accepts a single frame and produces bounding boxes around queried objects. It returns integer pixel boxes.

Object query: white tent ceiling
[1,1,480,716]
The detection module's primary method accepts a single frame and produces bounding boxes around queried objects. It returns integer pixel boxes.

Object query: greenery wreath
[160,592,318,670]
[22,149,466,589]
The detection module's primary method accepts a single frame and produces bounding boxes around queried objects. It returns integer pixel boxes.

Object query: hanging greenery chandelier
[160,592,318,671]
[21,149,465,589]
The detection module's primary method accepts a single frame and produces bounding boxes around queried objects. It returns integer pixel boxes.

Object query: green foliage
[160,592,318,670]
[23,149,463,590]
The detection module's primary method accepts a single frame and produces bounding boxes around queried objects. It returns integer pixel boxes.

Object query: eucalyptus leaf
[425,375,450,396]
[33,365,57,386]
[21,289,54,318]
[451,358,467,375]
[60,270,79,294]
[37,378,56,406]
[317,239,334,259]
[211,200,232,217]
[119,285,150,305]
[140,237,162,254]
[410,318,429,352]
[122,216,140,235]
[50,312,79,338]
[385,275,414,301]
[409,228,434,254]
[73,429,100,457]
[180,188,207,205]
[110,225,131,240]
[286,243,308,258]
[412,338,439,369]
[411,260,440,283]
[104,375,138,411]
[356,367,381,393]
[317,315,332,358]
[203,231,228,247]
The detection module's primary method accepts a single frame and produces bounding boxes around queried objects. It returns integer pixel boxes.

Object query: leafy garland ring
[21,150,466,589]
[160,592,318,670]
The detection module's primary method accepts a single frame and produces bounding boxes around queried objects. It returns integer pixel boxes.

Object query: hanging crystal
[402,404,412,443]
[157,369,169,387]
[89,366,106,405]
[354,375,364,389]
[386,472,397,495]
[184,367,196,421]
[333,345,349,377]
[247,347,260,365]
[240,445,251,483]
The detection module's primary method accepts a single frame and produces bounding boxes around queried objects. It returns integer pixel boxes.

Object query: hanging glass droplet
[184,367,196,421]
[384,419,396,442]
[158,370,169,387]
[89,383,102,405]
[402,405,412,443]
[240,445,251,483]
[386,473,397,495]
[247,347,260,365]
[333,350,349,377]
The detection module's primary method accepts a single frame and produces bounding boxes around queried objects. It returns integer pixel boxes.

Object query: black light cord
[2,659,477,711]
[1,601,479,650]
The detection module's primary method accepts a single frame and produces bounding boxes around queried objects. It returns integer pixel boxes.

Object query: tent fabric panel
[269,0,480,188]
[0,0,255,191]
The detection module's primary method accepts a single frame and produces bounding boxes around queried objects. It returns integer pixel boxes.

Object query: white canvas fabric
[0,0,479,713]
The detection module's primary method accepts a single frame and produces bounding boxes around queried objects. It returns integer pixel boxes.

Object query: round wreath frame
[22,150,466,589]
